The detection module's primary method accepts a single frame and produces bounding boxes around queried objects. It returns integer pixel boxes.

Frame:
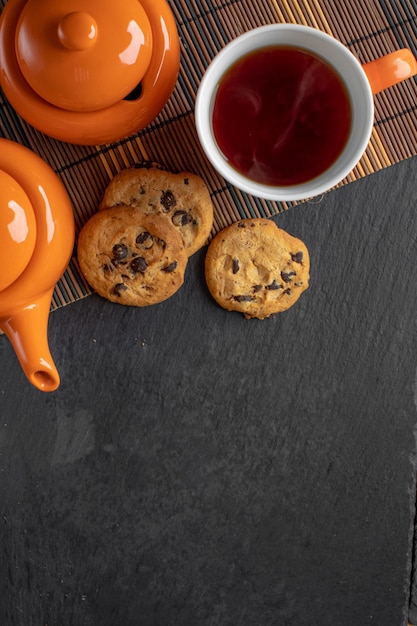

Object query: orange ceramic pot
[0,0,180,144]
[0,139,75,392]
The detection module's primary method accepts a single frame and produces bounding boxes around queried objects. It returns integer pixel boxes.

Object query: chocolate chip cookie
[204,218,309,319]
[77,206,188,306]
[99,165,214,256]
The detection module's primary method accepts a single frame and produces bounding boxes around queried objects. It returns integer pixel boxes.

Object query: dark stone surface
[1,158,417,626]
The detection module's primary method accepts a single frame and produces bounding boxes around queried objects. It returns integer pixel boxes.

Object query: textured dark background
[1,157,417,626]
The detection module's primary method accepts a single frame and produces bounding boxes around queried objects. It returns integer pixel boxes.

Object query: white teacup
[195,24,417,201]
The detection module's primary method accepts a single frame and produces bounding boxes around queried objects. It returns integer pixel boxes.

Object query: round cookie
[77,206,188,306]
[99,165,214,257]
[205,218,310,319]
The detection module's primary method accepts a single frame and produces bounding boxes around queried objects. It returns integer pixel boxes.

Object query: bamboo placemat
[1,0,417,310]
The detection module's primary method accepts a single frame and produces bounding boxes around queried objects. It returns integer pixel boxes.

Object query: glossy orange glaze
[0,0,180,144]
[16,0,153,111]
[0,140,75,392]
[0,170,36,291]
[363,49,417,94]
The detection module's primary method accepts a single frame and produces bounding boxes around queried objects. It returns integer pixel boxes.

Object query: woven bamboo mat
[1,0,417,310]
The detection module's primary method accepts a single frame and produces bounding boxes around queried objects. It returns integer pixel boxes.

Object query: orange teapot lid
[0,170,37,292]
[15,0,153,112]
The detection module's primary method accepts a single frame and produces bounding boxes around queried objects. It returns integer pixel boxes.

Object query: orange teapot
[0,0,180,144]
[0,139,75,392]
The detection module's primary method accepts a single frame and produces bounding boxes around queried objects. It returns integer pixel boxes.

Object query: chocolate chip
[160,190,177,211]
[136,231,153,248]
[237,222,246,228]
[232,258,240,274]
[172,210,192,227]
[113,283,128,296]
[265,279,282,290]
[281,271,296,283]
[112,243,128,261]
[162,261,178,273]
[233,295,254,302]
[130,256,147,273]
[291,251,304,263]
[252,284,262,292]
[183,178,189,185]
[284,288,292,295]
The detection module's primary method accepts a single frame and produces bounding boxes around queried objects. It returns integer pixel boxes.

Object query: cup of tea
[195,24,417,201]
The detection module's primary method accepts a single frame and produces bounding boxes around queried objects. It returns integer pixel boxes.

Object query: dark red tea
[212,46,352,186]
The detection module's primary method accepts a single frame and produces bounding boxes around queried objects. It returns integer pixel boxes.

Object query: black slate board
[1,158,417,626]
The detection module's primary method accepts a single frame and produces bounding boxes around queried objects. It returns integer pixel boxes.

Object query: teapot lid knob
[0,170,37,292]
[57,12,98,51]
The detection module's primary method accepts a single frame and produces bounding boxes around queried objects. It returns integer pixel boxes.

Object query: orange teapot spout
[0,139,75,392]
[1,290,60,392]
